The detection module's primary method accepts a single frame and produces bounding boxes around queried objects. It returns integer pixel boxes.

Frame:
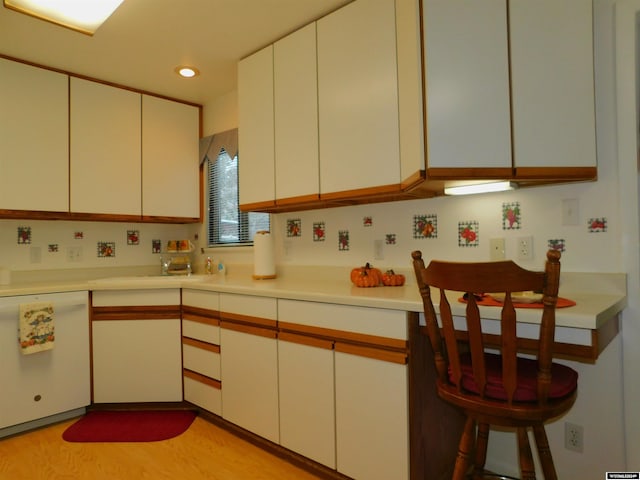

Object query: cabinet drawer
[278,299,408,340]
[182,319,220,345]
[92,289,180,307]
[182,339,221,379]
[182,289,219,311]
[220,293,277,320]
[183,371,221,415]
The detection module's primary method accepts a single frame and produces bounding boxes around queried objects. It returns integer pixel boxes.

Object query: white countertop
[0,265,627,331]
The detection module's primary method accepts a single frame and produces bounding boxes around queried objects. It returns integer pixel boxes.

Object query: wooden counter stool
[411,250,578,480]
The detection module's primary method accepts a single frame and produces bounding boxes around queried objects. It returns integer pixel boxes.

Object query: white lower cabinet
[220,294,279,443]
[277,299,410,479]
[278,334,336,468]
[335,350,409,480]
[91,289,182,403]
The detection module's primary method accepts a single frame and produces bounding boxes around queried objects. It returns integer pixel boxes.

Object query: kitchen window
[207,148,269,246]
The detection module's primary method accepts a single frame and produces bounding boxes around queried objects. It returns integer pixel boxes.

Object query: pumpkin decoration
[350,263,383,287]
[382,269,406,287]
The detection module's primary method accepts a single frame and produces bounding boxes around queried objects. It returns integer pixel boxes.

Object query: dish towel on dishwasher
[19,302,55,354]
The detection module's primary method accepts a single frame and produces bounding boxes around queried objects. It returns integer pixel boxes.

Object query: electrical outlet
[30,246,42,264]
[517,236,534,260]
[374,239,384,260]
[565,422,584,453]
[489,238,505,261]
[66,246,83,262]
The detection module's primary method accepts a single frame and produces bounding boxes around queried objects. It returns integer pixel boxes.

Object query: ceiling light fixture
[444,181,518,196]
[175,66,200,78]
[3,0,124,35]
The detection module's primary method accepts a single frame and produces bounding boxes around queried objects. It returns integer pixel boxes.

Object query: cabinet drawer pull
[183,369,221,389]
[335,342,408,365]
[182,336,220,353]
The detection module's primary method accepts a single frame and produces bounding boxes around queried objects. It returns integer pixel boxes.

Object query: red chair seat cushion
[453,353,578,402]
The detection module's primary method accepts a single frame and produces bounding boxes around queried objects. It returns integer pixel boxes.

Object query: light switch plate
[489,238,505,261]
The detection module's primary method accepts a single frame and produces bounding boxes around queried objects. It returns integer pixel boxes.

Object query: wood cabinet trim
[278,331,334,350]
[220,311,277,329]
[425,167,514,179]
[335,342,408,365]
[183,369,221,389]
[279,320,407,351]
[182,336,220,353]
[514,166,597,180]
[91,305,181,320]
[221,319,278,339]
[182,307,220,326]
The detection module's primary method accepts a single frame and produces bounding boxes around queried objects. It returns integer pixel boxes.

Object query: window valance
[199,128,238,165]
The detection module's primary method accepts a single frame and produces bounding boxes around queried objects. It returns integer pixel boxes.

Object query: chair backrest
[411,250,562,406]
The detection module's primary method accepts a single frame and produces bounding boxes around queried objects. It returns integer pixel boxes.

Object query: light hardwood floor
[0,416,321,480]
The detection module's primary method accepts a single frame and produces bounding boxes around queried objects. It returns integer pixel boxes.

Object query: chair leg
[453,417,476,480]
[517,427,536,480]
[472,422,490,479]
[532,425,558,480]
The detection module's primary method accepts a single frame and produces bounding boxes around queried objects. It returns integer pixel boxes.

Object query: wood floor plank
[0,416,322,479]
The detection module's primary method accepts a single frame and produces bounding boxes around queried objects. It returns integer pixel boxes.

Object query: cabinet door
[142,95,200,219]
[92,318,182,403]
[274,23,319,204]
[220,326,279,443]
[510,0,596,171]
[335,350,409,480]
[278,335,335,468]
[317,0,401,196]
[422,0,512,173]
[0,58,69,212]
[238,45,275,210]
[70,78,141,215]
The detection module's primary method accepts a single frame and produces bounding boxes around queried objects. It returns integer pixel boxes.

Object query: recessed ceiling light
[3,0,124,35]
[175,66,199,78]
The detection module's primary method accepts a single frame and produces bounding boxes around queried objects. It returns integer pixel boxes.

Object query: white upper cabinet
[317,0,401,196]
[423,0,512,173]
[423,0,596,179]
[238,45,275,210]
[0,58,69,212]
[70,78,142,215]
[274,23,320,204]
[142,95,200,219]
[510,0,596,173]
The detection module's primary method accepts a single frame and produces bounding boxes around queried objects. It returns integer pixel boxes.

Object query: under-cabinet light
[444,181,517,196]
[3,0,124,35]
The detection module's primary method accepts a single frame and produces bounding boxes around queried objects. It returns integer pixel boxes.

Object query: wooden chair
[411,250,578,480]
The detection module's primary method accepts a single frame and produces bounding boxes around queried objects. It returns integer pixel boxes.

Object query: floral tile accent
[18,226,31,244]
[287,219,302,237]
[363,216,373,227]
[502,202,521,230]
[313,222,326,242]
[458,221,479,247]
[97,242,115,257]
[385,234,396,245]
[414,214,437,239]
[588,217,607,232]
[48,244,59,253]
[338,230,349,251]
[74,231,84,240]
[152,239,162,253]
[127,230,140,245]
[548,239,565,252]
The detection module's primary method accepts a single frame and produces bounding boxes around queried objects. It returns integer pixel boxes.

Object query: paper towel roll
[253,231,276,279]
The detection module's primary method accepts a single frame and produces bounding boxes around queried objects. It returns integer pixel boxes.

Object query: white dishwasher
[0,291,90,431]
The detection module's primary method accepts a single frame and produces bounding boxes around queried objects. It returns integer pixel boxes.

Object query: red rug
[62,410,197,443]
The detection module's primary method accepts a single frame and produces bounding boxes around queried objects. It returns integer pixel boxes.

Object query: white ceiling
[0,0,352,106]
